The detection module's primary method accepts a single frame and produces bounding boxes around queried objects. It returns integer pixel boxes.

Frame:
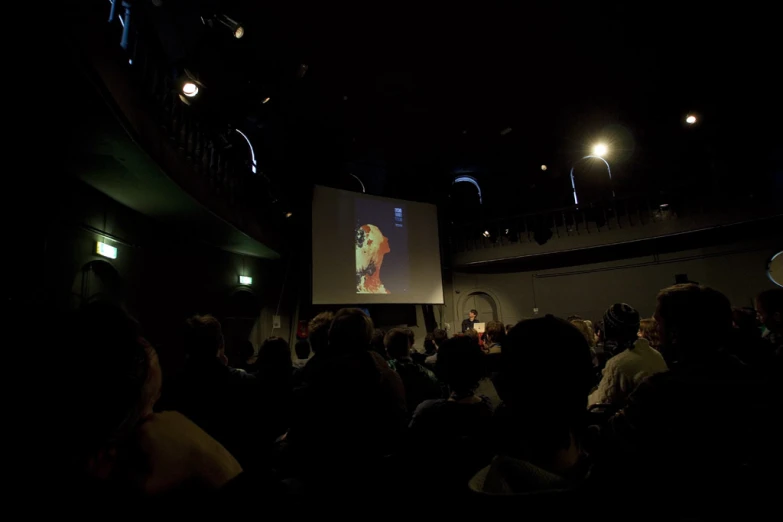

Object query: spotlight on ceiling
[685,114,697,124]
[218,14,244,38]
[482,230,491,238]
[182,82,199,97]
[285,212,293,218]
[262,97,271,104]
[541,165,547,171]
[592,143,608,157]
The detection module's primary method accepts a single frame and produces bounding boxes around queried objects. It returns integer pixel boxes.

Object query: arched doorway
[462,291,498,323]
[70,260,123,309]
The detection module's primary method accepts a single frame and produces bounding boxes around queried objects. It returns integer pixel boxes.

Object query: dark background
[355,198,409,295]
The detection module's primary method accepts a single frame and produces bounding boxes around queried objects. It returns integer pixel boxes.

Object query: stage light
[96,242,117,260]
[686,115,697,124]
[541,165,547,171]
[182,82,199,97]
[592,143,608,157]
[285,212,293,218]
[239,275,253,285]
[482,230,491,238]
[216,14,244,39]
[262,97,271,104]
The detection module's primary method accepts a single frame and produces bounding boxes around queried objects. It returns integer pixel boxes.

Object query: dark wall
[9,177,291,375]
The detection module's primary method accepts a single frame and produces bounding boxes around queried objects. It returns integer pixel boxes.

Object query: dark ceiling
[114,1,783,216]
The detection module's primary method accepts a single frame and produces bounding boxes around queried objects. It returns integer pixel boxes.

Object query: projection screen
[312,185,444,305]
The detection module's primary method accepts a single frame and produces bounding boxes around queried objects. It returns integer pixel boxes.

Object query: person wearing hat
[588,303,667,407]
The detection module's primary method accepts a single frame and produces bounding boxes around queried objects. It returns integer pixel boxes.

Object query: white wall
[448,238,781,325]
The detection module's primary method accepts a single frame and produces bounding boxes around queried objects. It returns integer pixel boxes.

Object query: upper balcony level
[65,1,283,258]
[449,183,782,268]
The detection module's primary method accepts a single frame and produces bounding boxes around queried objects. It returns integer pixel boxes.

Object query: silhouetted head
[432,328,448,349]
[64,302,161,464]
[328,308,374,354]
[308,311,334,354]
[485,320,505,345]
[184,314,225,362]
[656,284,732,362]
[436,335,484,393]
[385,327,411,360]
[756,288,783,333]
[499,315,593,456]
[295,339,311,360]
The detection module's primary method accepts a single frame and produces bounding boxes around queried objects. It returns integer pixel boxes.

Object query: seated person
[407,335,494,492]
[386,327,444,413]
[470,315,594,495]
[54,302,241,498]
[424,328,448,367]
[588,303,667,407]
[484,320,505,354]
[168,315,260,466]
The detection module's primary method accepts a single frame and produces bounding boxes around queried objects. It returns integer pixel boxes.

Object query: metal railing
[449,184,774,253]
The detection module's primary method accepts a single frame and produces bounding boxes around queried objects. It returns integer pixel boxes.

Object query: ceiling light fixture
[262,97,270,104]
[541,165,547,171]
[686,114,697,124]
[182,82,199,97]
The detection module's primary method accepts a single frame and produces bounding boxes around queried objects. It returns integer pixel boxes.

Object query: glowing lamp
[239,275,253,285]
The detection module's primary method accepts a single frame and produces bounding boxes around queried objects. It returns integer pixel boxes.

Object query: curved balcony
[65,1,281,258]
[450,184,783,268]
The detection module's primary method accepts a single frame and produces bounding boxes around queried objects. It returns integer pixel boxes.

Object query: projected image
[355,199,409,295]
[356,224,390,294]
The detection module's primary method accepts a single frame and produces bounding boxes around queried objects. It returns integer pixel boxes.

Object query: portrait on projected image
[356,224,390,294]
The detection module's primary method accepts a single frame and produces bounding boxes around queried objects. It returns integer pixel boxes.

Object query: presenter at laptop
[462,309,479,332]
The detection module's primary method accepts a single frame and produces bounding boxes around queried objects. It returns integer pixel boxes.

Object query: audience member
[408,335,494,491]
[58,303,242,498]
[370,328,387,360]
[294,311,333,385]
[756,288,783,355]
[728,307,772,368]
[471,316,594,494]
[588,304,667,407]
[169,315,260,466]
[570,319,597,349]
[284,309,406,483]
[293,339,311,370]
[603,284,770,511]
[424,328,448,366]
[236,339,256,371]
[252,337,294,442]
[484,320,505,354]
[385,327,443,412]
[637,318,660,351]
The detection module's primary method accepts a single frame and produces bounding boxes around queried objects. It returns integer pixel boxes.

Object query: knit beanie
[603,303,640,341]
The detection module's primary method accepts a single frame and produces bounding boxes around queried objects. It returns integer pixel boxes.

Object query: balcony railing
[73,1,278,246]
[450,183,780,257]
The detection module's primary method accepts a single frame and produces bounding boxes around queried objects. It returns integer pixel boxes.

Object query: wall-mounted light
[239,275,253,285]
[96,242,118,260]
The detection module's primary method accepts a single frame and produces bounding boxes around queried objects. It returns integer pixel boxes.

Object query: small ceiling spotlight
[203,14,244,39]
[685,114,697,124]
[482,230,491,238]
[541,165,547,171]
[262,97,271,104]
[285,212,293,218]
[182,82,199,97]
